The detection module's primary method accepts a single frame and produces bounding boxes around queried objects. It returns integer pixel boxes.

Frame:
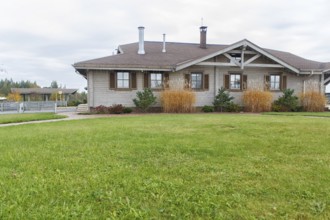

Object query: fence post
[54,102,57,113]
[19,103,24,113]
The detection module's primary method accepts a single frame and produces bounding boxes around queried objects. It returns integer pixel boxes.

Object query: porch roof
[11,88,78,95]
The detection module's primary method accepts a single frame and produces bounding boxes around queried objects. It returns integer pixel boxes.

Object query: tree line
[0,78,87,105]
[0,79,39,96]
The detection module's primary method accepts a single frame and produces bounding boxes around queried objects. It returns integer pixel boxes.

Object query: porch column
[321,73,325,93]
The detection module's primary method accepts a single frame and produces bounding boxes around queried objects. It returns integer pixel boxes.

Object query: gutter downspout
[303,70,315,94]
[214,57,217,96]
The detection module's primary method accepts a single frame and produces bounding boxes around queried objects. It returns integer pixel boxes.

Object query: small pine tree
[213,87,234,112]
[273,89,299,112]
[133,88,157,112]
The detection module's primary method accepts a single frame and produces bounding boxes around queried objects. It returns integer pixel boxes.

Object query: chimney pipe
[200,26,207,49]
[138,26,145,54]
[162,33,166,53]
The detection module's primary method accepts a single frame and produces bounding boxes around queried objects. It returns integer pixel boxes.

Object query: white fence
[0,101,67,113]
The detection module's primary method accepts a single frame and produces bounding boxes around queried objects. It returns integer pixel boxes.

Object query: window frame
[229,73,241,90]
[190,72,203,90]
[150,73,163,89]
[109,71,136,90]
[116,72,130,89]
[269,73,281,91]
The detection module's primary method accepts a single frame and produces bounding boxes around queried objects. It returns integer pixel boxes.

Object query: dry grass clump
[300,80,326,112]
[300,91,326,112]
[242,81,273,112]
[161,79,196,113]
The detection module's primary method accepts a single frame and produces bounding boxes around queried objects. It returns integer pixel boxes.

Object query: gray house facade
[74,27,330,109]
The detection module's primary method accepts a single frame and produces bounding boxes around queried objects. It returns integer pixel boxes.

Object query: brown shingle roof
[74,42,227,71]
[74,41,329,72]
[264,48,325,70]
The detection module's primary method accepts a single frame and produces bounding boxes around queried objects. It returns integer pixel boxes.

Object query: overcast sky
[1,0,329,92]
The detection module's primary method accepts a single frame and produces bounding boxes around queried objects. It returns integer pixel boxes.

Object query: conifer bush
[133,88,157,112]
[272,89,299,112]
[213,87,235,112]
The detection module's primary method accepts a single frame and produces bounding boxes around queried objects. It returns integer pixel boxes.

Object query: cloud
[0,0,329,92]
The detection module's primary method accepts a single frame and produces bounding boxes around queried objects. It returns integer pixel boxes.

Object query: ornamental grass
[160,79,196,113]
[242,81,273,112]
[300,81,327,112]
[300,91,326,112]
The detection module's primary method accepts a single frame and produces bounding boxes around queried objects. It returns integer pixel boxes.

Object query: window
[184,73,209,90]
[265,73,286,91]
[230,74,241,90]
[191,72,203,89]
[270,74,280,90]
[117,72,130,88]
[110,71,136,90]
[150,73,163,89]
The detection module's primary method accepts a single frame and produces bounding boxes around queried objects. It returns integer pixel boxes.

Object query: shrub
[271,104,282,112]
[226,102,241,112]
[273,89,299,112]
[133,88,157,112]
[68,100,82,106]
[109,104,124,114]
[94,105,110,114]
[213,87,234,112]
[161,90,196,113]
[243,89,273,112]
[201,105,214,112]
[300,91,326,112]
[123,107,133,114]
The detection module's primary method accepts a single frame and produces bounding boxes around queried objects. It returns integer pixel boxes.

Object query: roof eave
[73,66,172,72]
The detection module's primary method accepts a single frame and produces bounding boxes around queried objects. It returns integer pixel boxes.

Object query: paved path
[0,111,108,127]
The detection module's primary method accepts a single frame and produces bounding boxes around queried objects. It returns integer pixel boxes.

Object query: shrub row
[93,104,132,114]
[201,87,326,113]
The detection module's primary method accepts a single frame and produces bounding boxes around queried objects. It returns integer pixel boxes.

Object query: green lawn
[263,112,330,117]
[0,113,66,124]
[0,114,329,219]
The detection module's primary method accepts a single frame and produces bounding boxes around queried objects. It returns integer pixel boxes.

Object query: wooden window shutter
[184,74,191,89]
[203,74,209,90]
[264,75,270,91]
[224,74,230,89]
[131,72,137,89]
[164,73,169,89]
[109,72,116,89]
[242,75,248,90]
[143,73,149,88]
[281,75,287,91]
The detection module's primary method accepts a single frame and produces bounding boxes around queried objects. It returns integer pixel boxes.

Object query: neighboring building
[11,88,78,102]
[73,26,330,109]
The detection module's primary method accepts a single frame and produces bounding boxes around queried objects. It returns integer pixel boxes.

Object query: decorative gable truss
[323,70,330,86]
[176,39,300,74]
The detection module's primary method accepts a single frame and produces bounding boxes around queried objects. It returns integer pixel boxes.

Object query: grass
[263,111,330,117]
[0,113,66,124]
[0,114,329,219]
